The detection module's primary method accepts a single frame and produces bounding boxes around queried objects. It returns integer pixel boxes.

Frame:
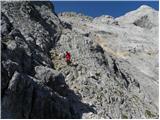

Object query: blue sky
[52,1,159,18]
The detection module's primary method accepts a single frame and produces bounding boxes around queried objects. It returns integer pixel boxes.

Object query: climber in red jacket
[65,51,71,65]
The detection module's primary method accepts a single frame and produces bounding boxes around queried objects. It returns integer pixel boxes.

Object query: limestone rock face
[1,1,94,119]
[1,1,159,119]
[58,4,159,119]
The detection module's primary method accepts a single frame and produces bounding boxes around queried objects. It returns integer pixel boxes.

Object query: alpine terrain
[1,1,159,119]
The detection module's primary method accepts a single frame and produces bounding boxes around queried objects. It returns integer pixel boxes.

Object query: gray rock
[1,12,13,37]
[2,71,71,119]
[57,4,158,119]
[35,66,66,94]
[1,1,95,119]
[1,1,158,119]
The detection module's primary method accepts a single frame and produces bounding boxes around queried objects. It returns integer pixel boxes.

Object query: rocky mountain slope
[1,1,159,119]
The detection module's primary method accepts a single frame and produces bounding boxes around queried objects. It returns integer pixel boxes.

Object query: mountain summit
[116,5,158,29]
[1,1,159,119]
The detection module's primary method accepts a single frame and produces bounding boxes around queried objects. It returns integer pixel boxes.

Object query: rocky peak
[59,12,93,21]
[116,5,158,29]
[138,5,155,11]
[93,15,119,25]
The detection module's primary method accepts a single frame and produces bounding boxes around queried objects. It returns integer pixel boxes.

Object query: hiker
[65,51,71,65]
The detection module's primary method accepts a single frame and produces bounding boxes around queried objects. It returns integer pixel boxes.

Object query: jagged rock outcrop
[1,1,159,119]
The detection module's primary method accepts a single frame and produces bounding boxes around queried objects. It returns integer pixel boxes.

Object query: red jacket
[65,52,71,62]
